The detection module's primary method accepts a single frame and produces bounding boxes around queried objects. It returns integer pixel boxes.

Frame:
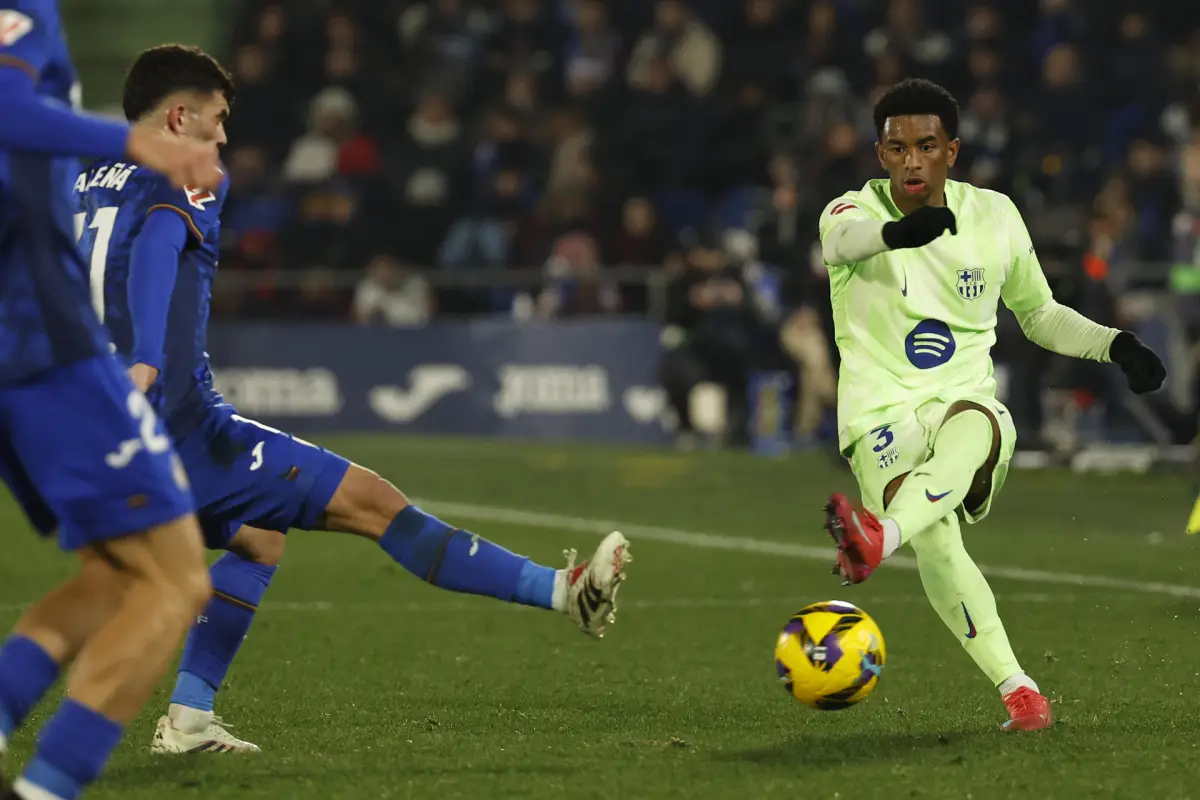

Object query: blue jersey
[76,157,349,549]
[76,160,228,435]
[0,0,110,383]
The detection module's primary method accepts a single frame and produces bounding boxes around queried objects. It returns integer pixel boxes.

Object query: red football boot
[824,493,884,585]
[1000,686,1053,731]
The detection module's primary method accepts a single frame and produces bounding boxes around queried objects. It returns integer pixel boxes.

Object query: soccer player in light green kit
[818,79,1167,731]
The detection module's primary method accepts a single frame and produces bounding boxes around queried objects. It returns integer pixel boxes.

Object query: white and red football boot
[562,531,632,638]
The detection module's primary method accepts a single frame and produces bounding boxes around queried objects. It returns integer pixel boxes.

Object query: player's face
[876,115,959,209]
[180,91,230,149]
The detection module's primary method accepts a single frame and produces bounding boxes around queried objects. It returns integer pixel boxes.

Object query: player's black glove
[881,206,957,250]
[1109,331,1166,394]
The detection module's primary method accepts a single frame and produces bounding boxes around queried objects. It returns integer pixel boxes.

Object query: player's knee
[908,515,962,557]
[228,525,287,567]
[133,515,212,620]
[324,464,409,538]
[945,401,999,440]
[175,558,213,620]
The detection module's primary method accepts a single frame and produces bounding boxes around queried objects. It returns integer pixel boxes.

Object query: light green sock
[886,409,993,548]
[909,514,1023,686]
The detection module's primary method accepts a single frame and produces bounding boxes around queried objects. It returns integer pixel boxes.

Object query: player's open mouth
[902,179,926,194]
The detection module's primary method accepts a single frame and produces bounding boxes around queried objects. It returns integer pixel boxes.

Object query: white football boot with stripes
[151,706,260,754]
[560,531,632,638]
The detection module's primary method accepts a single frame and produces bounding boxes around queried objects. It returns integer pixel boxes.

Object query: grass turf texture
[1,435,1198,799]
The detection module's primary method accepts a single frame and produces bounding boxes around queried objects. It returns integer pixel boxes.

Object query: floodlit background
[5,2,1200,798]
[58,0,1200,460]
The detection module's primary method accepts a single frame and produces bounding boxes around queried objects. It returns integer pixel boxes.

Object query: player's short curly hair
[873,78,959,140]
[123,44,234,122]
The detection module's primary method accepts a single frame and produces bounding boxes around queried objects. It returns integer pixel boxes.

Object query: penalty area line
[414,498,1200,600]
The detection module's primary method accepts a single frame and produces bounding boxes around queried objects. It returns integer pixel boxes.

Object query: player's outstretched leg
[153,533,283,756]
[323,465,632,638]
[908,515,1051,731]
[1187,488,1200,535]
[2,516,210,799]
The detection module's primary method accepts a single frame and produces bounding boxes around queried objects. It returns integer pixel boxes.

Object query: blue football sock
[16,699,122,800]
[0,635,60,742]
[171,553,277,712]
[378,506,557,609]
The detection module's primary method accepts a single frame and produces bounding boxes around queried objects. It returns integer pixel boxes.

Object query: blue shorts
[0,357,195,551]
[173,407,350,549]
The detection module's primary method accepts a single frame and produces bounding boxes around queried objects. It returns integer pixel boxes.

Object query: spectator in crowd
[439,106,536,269]
[599,54,701,194]
[563,0,622,101]
[660,229,759,446]
[382,89,467,265]
[480,0,567,103]
[283,87,362,185]
[722,0,797,100]
[222,145,291,268]
[398,0,490,103]
[1125,134,1179,266]
[862,0,953,85]
[756,173,837,441]
[354,255,435,326]
[536,231,619,317]
[225,44,297,162]
[627,0,721,98]
[603,196,674,311]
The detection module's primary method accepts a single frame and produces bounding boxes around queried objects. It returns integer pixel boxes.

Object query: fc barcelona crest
[956,268,986,301]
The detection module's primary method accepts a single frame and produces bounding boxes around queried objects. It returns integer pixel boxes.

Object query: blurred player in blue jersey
[77,44,633,755]
[0,3,227,799]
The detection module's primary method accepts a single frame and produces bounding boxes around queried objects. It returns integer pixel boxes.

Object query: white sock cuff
[880,518,902,559]
[998,673,1038,696]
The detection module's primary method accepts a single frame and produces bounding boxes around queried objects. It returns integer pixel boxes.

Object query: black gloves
[882,206,957,250]
[1109,331,1166,394]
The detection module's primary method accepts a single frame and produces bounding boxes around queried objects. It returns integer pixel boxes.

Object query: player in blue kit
[77,44,633,755]
[0,3,225,799]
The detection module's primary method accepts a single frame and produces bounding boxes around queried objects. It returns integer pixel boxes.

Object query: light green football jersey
[819,178,1053,452]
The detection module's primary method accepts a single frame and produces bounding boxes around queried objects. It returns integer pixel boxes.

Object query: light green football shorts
[846,392,1017,524]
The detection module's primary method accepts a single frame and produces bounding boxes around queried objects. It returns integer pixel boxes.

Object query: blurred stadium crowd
[215,0,1200,445]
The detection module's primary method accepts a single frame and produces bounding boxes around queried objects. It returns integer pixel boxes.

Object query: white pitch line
[0,594,1077,617]
[230,593,1074,613]
[414,498,1200,600]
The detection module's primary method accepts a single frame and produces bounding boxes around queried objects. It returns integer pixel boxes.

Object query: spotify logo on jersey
[905,319,956,369]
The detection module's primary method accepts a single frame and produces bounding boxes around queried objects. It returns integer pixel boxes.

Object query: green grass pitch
[2,435,1198,799]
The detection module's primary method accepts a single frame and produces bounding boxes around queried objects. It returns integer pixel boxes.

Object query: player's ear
[166,104,188,135]
[875,141,886,170]
[946,138,961,168]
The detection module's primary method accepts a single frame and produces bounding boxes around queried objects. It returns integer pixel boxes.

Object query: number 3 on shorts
[869,424,894,452]
[249,441,264,471]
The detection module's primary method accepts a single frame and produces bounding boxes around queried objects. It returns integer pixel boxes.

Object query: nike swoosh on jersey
[925,488,953,502]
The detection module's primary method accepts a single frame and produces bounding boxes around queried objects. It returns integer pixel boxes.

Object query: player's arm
[0,7,218,189]
[127,208,190,391]
[1000,197,1166,393]
[819,196,956,267]
[0,7,128,157]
